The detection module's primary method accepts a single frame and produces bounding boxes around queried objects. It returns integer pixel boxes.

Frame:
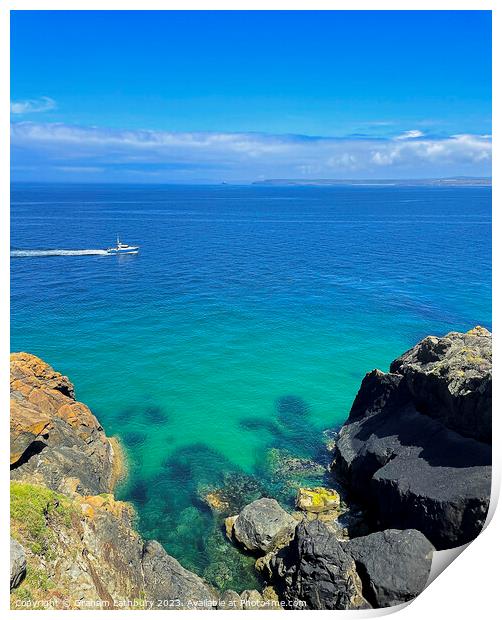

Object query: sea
[10,182,492,590]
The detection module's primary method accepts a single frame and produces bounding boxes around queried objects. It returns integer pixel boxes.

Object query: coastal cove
[10,183,492,588]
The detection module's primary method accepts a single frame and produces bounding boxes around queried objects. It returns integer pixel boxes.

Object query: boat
[106,235,139,255]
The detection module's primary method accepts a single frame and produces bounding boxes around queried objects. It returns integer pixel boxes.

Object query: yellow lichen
[296,487,340,513]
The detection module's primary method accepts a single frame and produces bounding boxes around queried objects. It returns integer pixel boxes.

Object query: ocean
[10,182,492,589]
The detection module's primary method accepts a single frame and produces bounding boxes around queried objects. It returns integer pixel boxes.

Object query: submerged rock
[265,448,326,479]
[322,428,338,452]
[334,328,491,549]
[344,529,434,607]
[204,491,231,514]
[199,471,264,516]
[10,538,26,590]
[296,487,340,513]
[203,526,262,593]
[269,520,369,610]
[229,498,297,554]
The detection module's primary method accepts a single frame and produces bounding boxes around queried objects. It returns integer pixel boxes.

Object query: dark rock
[390,326,491,443]
[344,529,434,607]
[335,395,490,548]
[10,537,26,590]
[333,328,492,549]
[347,369,410,422]
[217,590,243,610]
[142,540,217,609]
[268,520,369,610]
[230,498,297,554]
[240,589,264,609]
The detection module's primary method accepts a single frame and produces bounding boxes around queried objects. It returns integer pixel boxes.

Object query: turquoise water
[11,183,491,588]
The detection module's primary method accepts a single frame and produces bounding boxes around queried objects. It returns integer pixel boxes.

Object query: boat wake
[11,249,110,257]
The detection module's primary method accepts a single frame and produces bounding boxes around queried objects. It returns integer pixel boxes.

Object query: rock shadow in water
[132,443,264,591]
[129,479,149,505]
[143,405,169,424]
[122,430,147,449]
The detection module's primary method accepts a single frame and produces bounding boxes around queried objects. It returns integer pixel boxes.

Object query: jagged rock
[344,529,434,607]
[390,326,491,443]
[255,551,277,580]
[261,585,284,610]
[334,328,491,549]
[224,515,237,540]
[142,540,217,609]
[217,588,282,611]
[9,355,215,610]
[10,479,217,609]
[10,538,26,589]
[322,429,338,452]
[10,353,116,495]
[347,369,409,423]
[269,520,369,610]
[241,589,264,609]
[10,480,145,607]
[217,590,243,610]
[230,498,297,554]
[296,487,340,513]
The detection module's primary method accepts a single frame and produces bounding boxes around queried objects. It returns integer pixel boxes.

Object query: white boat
[106,235,139,255]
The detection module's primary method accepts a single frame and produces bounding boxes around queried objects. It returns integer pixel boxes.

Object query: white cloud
[327,153,358,170]
[371,134,491,167]
[10,97,57,115]
[395,130,425,140]
[10,122,492,181]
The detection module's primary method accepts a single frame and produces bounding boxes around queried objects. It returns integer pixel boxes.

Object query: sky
[11,10,492,183]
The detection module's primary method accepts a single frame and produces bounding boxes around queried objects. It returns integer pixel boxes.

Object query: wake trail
[11,249,110,257]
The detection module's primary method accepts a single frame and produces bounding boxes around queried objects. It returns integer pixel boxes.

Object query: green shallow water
[11,183,491,589]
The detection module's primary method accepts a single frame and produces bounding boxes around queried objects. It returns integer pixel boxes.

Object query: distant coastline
[253,177,492,187]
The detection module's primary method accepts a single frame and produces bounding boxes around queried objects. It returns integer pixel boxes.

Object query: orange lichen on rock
[10,352,115,495]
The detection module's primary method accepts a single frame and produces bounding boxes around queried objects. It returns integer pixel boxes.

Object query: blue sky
[11,10,491,182]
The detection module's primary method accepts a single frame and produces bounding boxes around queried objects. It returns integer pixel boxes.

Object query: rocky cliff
[333,326,491,549]
[10,327,492,610]
[230,327,491,610]
[10,353,216,610]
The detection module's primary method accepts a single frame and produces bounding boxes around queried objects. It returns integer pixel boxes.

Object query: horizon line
[10,176,492,187]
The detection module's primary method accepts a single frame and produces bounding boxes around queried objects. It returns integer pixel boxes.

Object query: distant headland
[253,177,492,187]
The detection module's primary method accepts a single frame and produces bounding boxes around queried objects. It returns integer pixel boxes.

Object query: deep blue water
[10,183,491,588]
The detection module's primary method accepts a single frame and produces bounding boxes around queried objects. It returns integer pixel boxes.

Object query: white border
[2,2,498,618]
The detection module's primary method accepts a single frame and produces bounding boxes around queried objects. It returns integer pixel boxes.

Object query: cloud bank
[11,122,492,182]
[11,97,57,115]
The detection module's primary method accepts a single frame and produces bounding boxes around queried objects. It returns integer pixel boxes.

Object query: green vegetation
[10,565,58,608]
[10,481,75,557]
